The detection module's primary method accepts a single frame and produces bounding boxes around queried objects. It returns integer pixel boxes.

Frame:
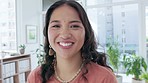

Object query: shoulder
[88,62,112,74]
[86,62,117,83]
[27,66,42,83]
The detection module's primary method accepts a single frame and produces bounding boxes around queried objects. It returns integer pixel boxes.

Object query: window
[146,6,148,64]
[0,0,16,53]
[86,0,135,6]
[87,1,139,55]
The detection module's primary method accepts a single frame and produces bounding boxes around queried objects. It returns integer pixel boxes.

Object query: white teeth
[59,42,72,46]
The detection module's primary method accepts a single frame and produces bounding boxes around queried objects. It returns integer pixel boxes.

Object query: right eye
[51,25,60,28]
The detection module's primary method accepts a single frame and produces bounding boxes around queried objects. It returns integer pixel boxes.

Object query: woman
[27,0,117,83]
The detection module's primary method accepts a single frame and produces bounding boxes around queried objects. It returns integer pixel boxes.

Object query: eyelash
[51,25,60,28]
[50,25,81,29]
[70,25,80,28]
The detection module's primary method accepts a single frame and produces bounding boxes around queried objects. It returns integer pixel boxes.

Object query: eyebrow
[49,20,81,24]
[69,20,81,23]
[50,20,60,23]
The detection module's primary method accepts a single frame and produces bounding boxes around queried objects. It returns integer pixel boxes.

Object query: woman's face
[48,4,85,59]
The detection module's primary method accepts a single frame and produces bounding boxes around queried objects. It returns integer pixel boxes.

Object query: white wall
[15,0,148,70]
[16,0,42,70]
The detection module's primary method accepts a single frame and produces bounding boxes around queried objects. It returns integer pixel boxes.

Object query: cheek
[77,31,85,43]
[81,30,85,40]
[48,30,56,43]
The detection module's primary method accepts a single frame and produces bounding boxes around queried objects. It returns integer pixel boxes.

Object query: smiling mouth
[59,42,73,47]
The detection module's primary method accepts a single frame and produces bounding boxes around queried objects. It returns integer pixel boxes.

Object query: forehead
[50,4,81,21]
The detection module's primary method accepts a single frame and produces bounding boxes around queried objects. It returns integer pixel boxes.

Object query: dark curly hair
[42,0,111,83]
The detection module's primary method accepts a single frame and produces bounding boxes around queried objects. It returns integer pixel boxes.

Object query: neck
[55,54,83,81]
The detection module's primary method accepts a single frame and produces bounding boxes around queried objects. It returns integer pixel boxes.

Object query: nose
[59,28,72,39]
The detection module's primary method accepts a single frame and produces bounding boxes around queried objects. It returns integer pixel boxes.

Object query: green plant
[19,44,26,49]
[140,72,148,82]
[123,54,147,80]
[35,44,45,66]
[106,41,121,75]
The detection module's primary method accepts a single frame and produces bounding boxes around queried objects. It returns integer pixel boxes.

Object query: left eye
[70,25,80,28]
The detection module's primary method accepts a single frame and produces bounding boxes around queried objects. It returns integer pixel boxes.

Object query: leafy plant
[18,44,26,54]
[140,72,148,82]
[123,54,147,80]
[106,41,121,75]
[19,44,26,49]
[35,44,46,65]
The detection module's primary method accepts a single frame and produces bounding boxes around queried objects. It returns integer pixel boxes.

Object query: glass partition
[87,4,139,55]
[87,0,135,6]
[0,0,16,53]
[146,6,148,64]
